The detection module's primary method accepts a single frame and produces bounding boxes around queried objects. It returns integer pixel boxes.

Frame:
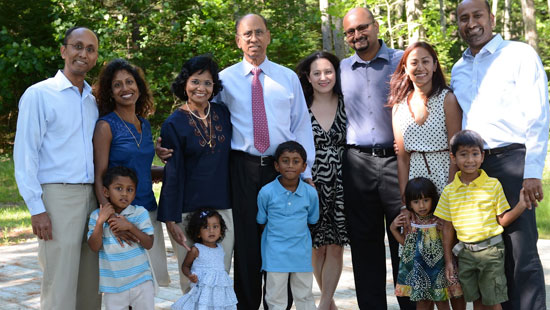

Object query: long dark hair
[404,177,439,214]
[387,41,448,108]
[296,51,342,107]
[94,58,154,117]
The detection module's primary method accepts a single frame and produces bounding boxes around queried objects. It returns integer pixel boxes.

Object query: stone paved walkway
[1,229,549,309]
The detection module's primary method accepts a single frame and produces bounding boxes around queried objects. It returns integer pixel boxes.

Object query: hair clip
[199,211,209,218]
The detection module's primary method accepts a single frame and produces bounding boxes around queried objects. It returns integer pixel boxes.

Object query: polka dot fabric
[251,67,270,154]
[394,89,451,194]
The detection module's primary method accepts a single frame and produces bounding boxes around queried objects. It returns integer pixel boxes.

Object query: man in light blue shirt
[13,26,101,310]
[215,13,315,310]
[451,0,549,309]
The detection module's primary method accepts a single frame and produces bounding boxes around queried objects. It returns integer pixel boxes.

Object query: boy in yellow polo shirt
[434,130,529,310]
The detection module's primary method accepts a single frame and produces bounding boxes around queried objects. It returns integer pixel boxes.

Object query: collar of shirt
[240,56,274,77]
[117,204,137,216]
[273,175,306,197]
[463,34,503,60]
[53,70,94,98]
[451,169,489,189]
[352,39,391,68]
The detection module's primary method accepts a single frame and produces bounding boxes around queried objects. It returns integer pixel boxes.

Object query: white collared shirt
[216,57,315,178]
[451,34,549,179]
[14,70,98,215]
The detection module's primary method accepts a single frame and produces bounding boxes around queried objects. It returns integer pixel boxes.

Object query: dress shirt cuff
[27,199,46,216]
[523,163,543,180]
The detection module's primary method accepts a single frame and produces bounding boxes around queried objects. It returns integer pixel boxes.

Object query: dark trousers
[482,147,546,310]
[230,151,292,310]
[343,148,415,310]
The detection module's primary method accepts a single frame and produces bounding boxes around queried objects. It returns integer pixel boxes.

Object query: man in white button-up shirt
[14,26,101,310]
[451,1,549,309]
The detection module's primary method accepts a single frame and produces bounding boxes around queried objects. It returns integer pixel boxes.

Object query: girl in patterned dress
[172,209,237,310]
[390,178,462,310]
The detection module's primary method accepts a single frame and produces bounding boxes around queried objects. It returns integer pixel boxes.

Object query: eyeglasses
[65,43,97,54]
[189,79,214,87]
[343,22,375,38]
[238,29,266,40]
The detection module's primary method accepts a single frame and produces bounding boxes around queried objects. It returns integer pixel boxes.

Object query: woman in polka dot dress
[388,41,465,309]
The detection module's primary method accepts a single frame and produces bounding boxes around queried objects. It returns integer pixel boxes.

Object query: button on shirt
[451,34,549,179]
[257,177,319,272]
[14,70,98,215]
[216,57,315,178]
[340,40,403,147]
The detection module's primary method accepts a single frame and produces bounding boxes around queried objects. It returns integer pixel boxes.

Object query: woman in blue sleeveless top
[93,59,170,286]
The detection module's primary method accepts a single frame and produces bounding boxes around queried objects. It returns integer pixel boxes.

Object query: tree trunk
[503,0,512,40]
[395,0,405,49]
[320,0,333,52]
[332,16,346,59]
[438,0,447,37]
[406,0,424,43]
[385,0,395,48]
[491,0,498,22]
[520,0,539,52]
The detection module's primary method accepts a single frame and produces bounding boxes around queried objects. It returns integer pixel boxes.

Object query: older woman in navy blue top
[158,55,233,294]
[93,59,170,286]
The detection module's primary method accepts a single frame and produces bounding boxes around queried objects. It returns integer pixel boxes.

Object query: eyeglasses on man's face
[65,43,97,54]
[239,29,266,40]
[343,22,375,38]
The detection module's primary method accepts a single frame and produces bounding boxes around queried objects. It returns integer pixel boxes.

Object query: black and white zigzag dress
[309,97,349,248]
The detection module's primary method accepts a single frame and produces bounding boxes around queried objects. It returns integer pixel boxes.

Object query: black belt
[347,145,395,157]
[485,143,524,156]
[231,150,274,167]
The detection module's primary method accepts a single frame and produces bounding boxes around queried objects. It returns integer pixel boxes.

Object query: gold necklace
[114,111,142,148]
[188,112,213,148]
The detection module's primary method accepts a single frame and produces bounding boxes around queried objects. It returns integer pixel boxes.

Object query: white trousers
[265,272,316,310]
[103,280,154,310]
[147,209,170,286]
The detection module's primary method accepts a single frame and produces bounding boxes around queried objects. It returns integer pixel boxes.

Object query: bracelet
[400,205,407,210]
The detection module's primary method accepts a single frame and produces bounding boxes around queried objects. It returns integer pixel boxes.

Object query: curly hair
[185,208,227,243]
[171,55,223,101]
[387,41,449,108]
[94,58,154,117]
[296,51,342,107]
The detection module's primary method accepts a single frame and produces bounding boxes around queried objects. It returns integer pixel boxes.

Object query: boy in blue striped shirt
[88,166,155,309]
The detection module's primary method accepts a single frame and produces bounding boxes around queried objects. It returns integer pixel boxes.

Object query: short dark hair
[94,58,155,117]
[171,55,223,101]
[450,130,485,155]
[102,166,138,188]
[296,51,342,107]
[274,141,307,162]
[63,26,99,45]
[235,13,268,33]
[404,177,439,214]
[186,208,227,243]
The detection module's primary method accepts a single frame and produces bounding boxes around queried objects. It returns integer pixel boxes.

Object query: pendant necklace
[114,111,142,148]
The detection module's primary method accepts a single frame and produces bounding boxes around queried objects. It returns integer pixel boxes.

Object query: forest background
[0,0,549,242]
[1,0,549,150]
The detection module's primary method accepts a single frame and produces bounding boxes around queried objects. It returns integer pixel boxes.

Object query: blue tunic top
[158,102,232,222]
[257,177,319,272]
[99,112,157,211]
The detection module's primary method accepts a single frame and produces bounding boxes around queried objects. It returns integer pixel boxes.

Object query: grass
[0,152,549,245]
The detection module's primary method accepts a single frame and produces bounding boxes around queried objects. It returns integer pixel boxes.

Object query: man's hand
[155,137,173,163]
[522,178,543,207]
[166,221,191,251]
[31,212,52,241]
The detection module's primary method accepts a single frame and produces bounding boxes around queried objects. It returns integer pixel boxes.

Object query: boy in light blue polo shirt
[257,141,319,310]
[87,166,155,310]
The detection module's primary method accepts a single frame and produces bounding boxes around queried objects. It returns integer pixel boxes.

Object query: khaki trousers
[265,272,316,310]
[147,209,170,286]
[168,208,234,293]
[39,184,100,310]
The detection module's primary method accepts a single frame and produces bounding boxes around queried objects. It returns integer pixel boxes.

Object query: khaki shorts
[457,241,508,306]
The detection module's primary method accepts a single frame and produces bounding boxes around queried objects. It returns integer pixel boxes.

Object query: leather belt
[347,145,395,157]
[231,150,274,167]
[485,143,524,156]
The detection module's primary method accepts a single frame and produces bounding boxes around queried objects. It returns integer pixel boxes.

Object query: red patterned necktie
[251,67,270,153]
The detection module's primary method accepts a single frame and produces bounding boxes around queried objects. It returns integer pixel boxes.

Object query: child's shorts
[457,240,508,306]
[103,280,154,310]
